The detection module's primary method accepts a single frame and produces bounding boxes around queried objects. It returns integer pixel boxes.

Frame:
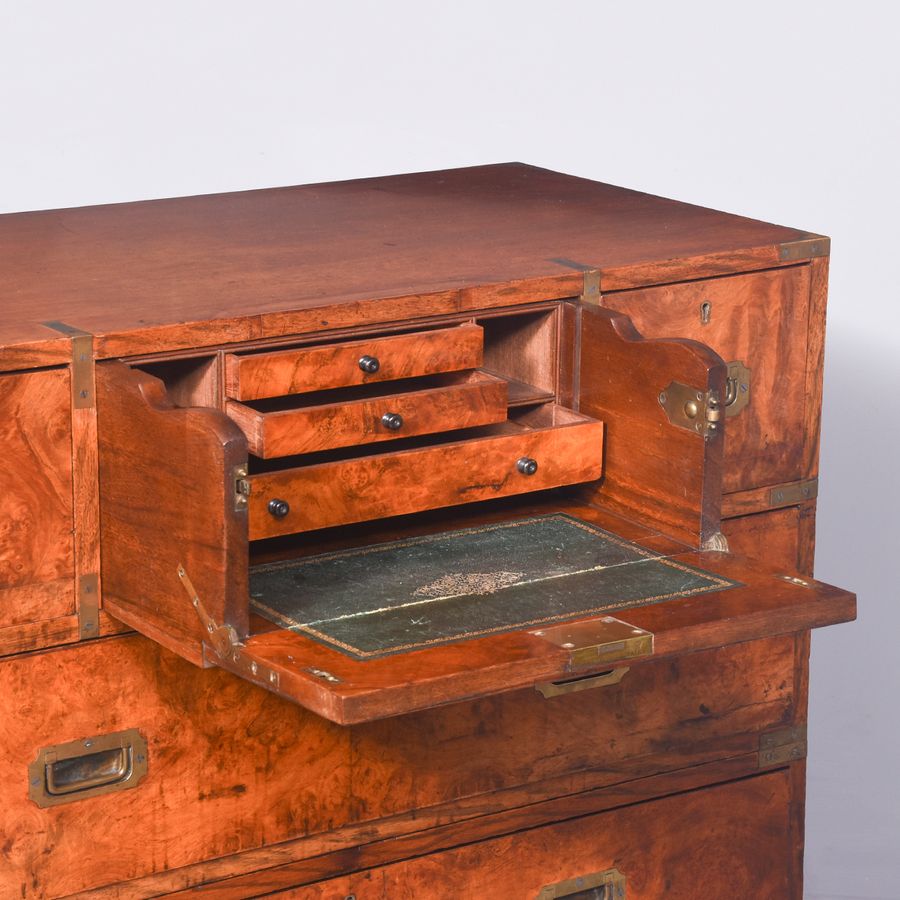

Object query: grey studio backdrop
[1,4,896,898]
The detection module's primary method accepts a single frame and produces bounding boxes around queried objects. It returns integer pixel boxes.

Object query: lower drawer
[0,634,798,896]
[285,769,795,898]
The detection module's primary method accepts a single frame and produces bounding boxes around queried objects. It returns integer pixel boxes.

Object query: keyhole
[700,301,712,324]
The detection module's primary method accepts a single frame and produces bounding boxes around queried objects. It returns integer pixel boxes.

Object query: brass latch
[759,724,807,768]
[234,464,251,511]
[658,382,722,437]
[724,360,751,417]
[532,616,653,671]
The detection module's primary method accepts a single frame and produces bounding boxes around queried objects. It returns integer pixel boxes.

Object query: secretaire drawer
[226,370,508,458]
[246,404,604,538]
[225,324,484,400]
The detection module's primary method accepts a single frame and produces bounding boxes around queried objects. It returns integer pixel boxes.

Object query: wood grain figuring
[802,256,830,479]
[0,164,817,363]
[225,324,483,400]
[602,265,812,492]
[276,770,794,899]
[227,370,508,458]
[577,305,725,546]
[96,362,249,664]
[723,506,803,574]
[246,407,604,539]
[0,369,74,626]
[145,757,770,899]
[0,635,351,898]
[0,633,795,897]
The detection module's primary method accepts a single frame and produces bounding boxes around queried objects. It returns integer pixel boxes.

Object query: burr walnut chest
[0,164,855,898]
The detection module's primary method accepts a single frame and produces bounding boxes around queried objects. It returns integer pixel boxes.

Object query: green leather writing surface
[250,514,739,659]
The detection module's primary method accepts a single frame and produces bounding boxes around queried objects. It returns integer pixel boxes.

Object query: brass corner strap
[77,573,100,640]
[42,320,95,410]
[581,269,601,306]
[177,564,280,690]
[759,724,807,769]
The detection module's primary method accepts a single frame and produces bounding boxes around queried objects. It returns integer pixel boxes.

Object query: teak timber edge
[0,163,853,898]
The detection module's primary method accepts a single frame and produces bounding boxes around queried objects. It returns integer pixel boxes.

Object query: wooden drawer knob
[381,412,403,431]
[358,355,380,374]
[517,456,538,476]
[267,498,291,519]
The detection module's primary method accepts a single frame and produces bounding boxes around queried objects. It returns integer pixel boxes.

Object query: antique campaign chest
[0,164,855,898]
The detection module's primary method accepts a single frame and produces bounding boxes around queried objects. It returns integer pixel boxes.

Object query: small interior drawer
[226,370,509,458]
[225,324,484,400]
[246,405,604,538]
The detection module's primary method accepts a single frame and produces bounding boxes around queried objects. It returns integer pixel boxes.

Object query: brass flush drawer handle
[536,667,629,698]
[537,867,626,899]
[29,729,148,808]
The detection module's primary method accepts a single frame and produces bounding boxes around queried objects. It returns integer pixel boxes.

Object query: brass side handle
[535,667,629,698]
[29,729,148,808]
[537,867,626,899]
[724,360,751,417]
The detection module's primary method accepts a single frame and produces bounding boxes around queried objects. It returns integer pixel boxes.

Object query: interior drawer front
[246,408,604,538]
[225,324,484,400]
[227,370,509,458]
[282,770,794,898]
[601,266,812,493]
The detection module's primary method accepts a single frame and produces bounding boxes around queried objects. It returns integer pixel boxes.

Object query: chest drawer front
[225,324,484,400]
[277,769,794,898]
[0,634,796,896]
[227,371,508,458]
[601,265,812,493]
[245,407,603,538]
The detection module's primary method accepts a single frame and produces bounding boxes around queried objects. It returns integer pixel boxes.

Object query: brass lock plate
[532,616,653,670]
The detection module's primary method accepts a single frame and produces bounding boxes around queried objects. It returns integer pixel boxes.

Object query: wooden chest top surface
[0,163,817,363]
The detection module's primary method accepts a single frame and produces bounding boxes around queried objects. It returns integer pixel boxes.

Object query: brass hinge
[769,478,818,508]
[177,564,280,690]
[759,724,807,768]
[43,320,95,409]
[77,573,100,639]
[532,616,654,671]
[658,381,722,437]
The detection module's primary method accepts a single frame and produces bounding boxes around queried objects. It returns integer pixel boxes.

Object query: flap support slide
[177,564,280,690]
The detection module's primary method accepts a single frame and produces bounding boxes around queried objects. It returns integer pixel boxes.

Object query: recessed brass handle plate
[536,667,629,698]
[537,866,626,899]
[28,729,148,808]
